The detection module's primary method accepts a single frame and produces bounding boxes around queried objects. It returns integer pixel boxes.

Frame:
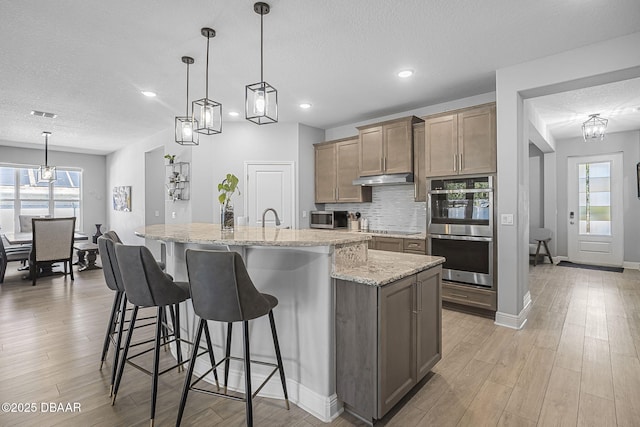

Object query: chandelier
[582,114,608,141]
[38,131,57,182]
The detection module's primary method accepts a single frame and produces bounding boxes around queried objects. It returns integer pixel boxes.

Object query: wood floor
[1,261,639,426]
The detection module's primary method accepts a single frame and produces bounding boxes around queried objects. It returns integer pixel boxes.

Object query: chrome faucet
[262,208,281,228]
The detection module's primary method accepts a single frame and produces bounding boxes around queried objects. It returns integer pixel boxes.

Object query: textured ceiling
[1,0,640,154]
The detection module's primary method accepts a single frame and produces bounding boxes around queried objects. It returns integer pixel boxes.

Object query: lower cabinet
[336,266,442,422]
[370,236,427,255]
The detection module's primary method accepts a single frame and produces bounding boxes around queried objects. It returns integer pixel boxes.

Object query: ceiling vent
[30,110,57,118]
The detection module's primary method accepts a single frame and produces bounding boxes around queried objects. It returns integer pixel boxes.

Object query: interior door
[567,153,623,266]
[244,162,295,228]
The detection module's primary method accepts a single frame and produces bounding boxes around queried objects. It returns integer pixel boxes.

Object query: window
[0,166,82,233]
[578,161,611,235]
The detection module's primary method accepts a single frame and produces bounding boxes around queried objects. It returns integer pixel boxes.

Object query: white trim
[495,291,531,330]
[623,261,640,270]
[190,357,342,422]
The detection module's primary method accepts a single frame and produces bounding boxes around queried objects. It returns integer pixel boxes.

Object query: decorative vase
[221,202,234,232]
[92,224,103,243]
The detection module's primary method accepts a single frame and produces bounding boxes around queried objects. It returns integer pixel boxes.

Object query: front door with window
[567,153,623,267]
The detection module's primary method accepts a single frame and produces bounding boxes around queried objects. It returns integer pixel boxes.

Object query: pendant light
[245,2,278,125]
[175,56,199,145]
[193,28,222,135]
[582,114,608,141]
[38,131,57,182]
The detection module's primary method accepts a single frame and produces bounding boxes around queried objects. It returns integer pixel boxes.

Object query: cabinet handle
[417,280,423,312]
[383,157,387,171]
[412,283,418,314]
[450,292,468,298]
[453,154,457,171]
[414,183,417,199]
[408,243,418,247]
[459,153,463,171]
[336,187,339,200]
[333,188,336,200]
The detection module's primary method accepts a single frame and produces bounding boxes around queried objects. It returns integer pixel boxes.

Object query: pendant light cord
[185,62,190,117]
[260,10,264,83]
[205,35,210,100]
[44,134,48,166]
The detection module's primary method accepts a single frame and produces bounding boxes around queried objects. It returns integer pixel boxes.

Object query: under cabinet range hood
[352,173,414,186]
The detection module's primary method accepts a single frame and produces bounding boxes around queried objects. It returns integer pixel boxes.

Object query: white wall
[496,31,640,325]
[0,143,106,235]
[554,130,640,262]
[298,124,326,228]
[529,144,544,229]
[106,132,168,244]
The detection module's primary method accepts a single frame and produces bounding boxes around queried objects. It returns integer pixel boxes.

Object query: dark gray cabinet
[336,265,442,422]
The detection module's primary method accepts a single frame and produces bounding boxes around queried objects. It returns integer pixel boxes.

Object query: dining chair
[30,217,76,286]
[18,214,50,233]
[0,235,31,283]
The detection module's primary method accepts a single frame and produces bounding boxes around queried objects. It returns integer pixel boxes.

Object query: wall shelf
[166,162,190,201]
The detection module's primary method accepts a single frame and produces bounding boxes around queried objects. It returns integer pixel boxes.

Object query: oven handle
[428,188,493,194]
[429,234,493,242]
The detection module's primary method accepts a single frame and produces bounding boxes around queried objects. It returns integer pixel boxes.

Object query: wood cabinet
[442,281,497,311]
[314,137,371,203]
[336,266,442,422]
[357,116,422,176]
[370,236,427,255]
[424,103,496,177]
[413,122,426,201]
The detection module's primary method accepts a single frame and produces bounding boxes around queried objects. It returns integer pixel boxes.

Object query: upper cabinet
[413,122,426,201]
[424,103,496,177]
[357,116,422,176]
[314,137,372,203]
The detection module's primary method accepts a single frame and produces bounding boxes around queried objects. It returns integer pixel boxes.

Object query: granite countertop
[332,249,445,286]
[136,223,371,247]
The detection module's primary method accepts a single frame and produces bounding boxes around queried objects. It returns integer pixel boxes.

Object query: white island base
[168,242,341,422]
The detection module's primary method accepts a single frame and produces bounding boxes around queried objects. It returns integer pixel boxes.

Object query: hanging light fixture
[175,56,199,145]
[245,2,277,125]
[582,114,608,141]
[38,131,57,182]
[193,28,222,135]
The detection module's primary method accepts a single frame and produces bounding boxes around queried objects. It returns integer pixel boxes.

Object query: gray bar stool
[112,243,216,427]
[176,249,289,427]
[97,232,160,395]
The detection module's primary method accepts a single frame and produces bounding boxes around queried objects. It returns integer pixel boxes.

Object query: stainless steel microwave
[310,210,349,229]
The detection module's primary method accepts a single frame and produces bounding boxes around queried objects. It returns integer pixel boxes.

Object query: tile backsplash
[323,185,427,233]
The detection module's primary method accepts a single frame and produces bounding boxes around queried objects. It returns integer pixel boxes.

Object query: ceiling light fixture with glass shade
[193,28,222,135]
[582,113,608,141]
[175,56,199,145]
[38,131,57,182]
[245,2,277,125]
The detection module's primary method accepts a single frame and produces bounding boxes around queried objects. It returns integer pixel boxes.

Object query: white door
[567,153,623,266]
[244,161,295,228]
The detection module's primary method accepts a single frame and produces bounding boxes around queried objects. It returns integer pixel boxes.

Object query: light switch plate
[500,213,514,225]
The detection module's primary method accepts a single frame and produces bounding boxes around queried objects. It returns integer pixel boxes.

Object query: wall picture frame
[112,186,132,212]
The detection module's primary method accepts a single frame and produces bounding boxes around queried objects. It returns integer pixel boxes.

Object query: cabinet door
[425,114,458,177]
[458,105,496,175]
[384,121,412,174]
[374,237,403,253]
[413,123,426,201]
[378,275,417,417]
[359,126,384,176]
[314,144,336,203]
[336,139,366,202]
[416,266,442,380]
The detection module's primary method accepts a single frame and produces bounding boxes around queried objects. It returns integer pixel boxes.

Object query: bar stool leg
[534,241,542,266]
[100,291,122,369]
[171,303,184,372]
[112,305,139,404]
[150,306,164,427]
[243,320,253,427]
[543,240,554,264]
[224,322,233,394]
[176,319,205,427]
[202,321,220,389]
[268,310,290,410]
[110,294,128,396]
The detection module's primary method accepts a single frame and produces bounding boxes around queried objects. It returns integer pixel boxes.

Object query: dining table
[2,232,89,277]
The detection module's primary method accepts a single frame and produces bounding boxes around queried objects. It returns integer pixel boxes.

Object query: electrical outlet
[155,210,160,217]
[171,211,176,219]
[302,210,307,218]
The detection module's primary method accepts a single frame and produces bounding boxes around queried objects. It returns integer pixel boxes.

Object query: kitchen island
[136,223,444,422]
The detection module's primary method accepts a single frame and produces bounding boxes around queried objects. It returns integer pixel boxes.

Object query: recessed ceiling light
[30,110,57,118]
[397,69,414,78]
[229,111,240,117]
[299,103,312,109]
[141,91,156,97]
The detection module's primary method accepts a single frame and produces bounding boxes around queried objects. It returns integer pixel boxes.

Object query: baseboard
[188,357,342,422]
[494,291,531,330]
[623,261,640,270]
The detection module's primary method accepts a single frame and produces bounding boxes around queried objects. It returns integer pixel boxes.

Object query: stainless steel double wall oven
[427,176,494,288]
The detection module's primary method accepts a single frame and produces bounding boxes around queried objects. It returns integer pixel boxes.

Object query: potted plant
[164,154,176,164]
[218,173,240,231]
